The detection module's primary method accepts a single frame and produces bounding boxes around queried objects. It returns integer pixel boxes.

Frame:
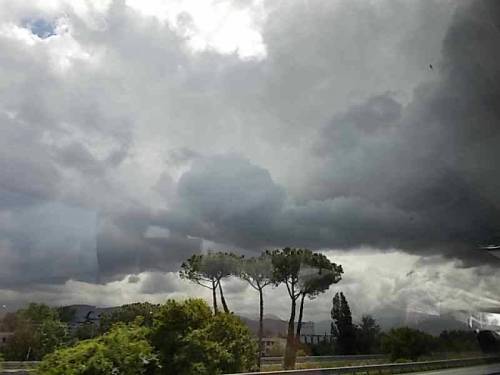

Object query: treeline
[1,299,258,375]
[179,248,343,369]
[0,303,68,361]
[308,292,480,361]
[0,247,343,371]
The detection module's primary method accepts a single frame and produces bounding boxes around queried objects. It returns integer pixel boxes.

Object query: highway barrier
[227,355,500,374]
[0,362,37,375]
[3,355,500,374]
[262,354,385,365]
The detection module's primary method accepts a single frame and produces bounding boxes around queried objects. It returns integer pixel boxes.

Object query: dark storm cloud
[0,202,98,288]
[95,208,201,283]
[313,0,500,260]
[308,0,500,259]
[164,155,286,248]
[161,0,500,265]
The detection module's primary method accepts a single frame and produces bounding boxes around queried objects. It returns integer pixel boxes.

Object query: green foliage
[0,312,17,331]
[37,323,159,375]
[151,299,212,361]
[267,248,343,298]
[381,327,437,361]
[75,322,98,340]
[180,253,240,287]
[267,247,306,288]
[309,340,335,356]
[331,292,357,354]
[356,315,381,354]
[176,313,258,374]
[151,299,257,375]
[438,330,480,352]
[238,254,274,368]
[298,251,343,299]
[2,303,68,361]
[99,302,159,334]
[56,307,76,323]
[239,254,274,291]
[180,252,241,313]
[267,247,343,369]
[1,317,33,360]
[36,319,69,358]
[19,303,59,323]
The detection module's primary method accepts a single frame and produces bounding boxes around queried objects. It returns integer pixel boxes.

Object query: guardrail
[2,357,384,368]
[262,354,385,365]
[227,356,500,374]
[1,362,38,370]
[3,356,500,374]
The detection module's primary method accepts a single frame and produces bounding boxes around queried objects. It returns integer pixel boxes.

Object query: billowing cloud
[156,0,500,264]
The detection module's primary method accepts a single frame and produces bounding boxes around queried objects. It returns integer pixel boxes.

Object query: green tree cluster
[238,253,274,368]
[151,299,257,375]
[180,252,241,314]
[330,293,382,355]
[357,315,382,354]
[1,303,68,361]
[38,322,158,375]
[331,292,357,354]
[438,330,480,353]
[38,299,257,375]
[99,302,160,334]
[268,248,343,369]
[180,248,343,370]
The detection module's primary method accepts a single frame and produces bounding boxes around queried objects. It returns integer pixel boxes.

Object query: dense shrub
[381,327,437,361]
[151,299,258,374]
[1,303,68,360]
[37,323,159,375]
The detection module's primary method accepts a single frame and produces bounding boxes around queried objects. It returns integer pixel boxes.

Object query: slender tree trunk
[258,288,264,370]
[219,281,230,313]
[284,297,297,370]
[296,293,306,338]
[212,280,218,314]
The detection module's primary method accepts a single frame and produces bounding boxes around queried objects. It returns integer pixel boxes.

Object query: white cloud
[126,0,267,60]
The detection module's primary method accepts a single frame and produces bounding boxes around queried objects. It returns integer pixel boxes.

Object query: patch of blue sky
[23,17,57,39]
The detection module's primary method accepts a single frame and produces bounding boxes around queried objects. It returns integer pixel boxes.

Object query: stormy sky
[0,0,499,323]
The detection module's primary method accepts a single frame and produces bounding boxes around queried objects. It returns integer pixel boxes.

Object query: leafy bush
[99,302,160,334]
[2,304,69,360]
[151,299,258,375]
[381,327,437,361]
[438,330,480,352]
[309,341,335,356]
[37,323,159,375]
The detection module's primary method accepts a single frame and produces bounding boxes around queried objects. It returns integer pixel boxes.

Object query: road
[412,363,500,375]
